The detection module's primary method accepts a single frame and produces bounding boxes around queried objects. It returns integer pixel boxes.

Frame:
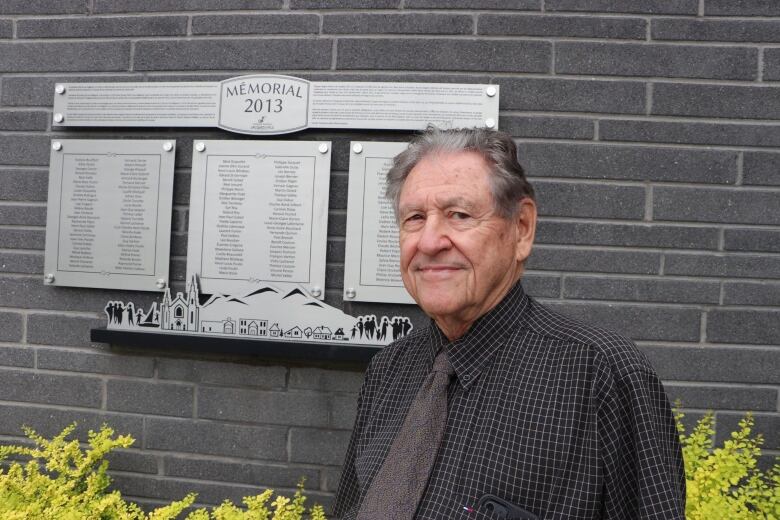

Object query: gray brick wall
[0,1,777,513]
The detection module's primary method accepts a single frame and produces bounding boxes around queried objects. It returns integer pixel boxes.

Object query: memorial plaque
[53,76,499,135]
[218,75,310,134]
[43,139,175,291]
[343,142,415,305]
[187,140,331,297]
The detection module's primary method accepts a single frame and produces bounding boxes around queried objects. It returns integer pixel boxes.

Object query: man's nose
[417,215,452,255]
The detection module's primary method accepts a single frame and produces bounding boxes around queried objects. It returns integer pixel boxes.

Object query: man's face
[398,151,535,337]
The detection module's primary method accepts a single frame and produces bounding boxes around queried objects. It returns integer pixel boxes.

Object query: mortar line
[550,40,556,75]
[129,40,136,72]
[736,151,744,185]
[7,67,780,87]
[644,183,653,222]
[192,384,198,419]
[645,82,653,115]
[21,313,28,345]
[699,311,707,343]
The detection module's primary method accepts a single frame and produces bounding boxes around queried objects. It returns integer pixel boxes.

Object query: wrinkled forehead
[398,154,497,218]
[403,150,492,190]
[398,192,482,216]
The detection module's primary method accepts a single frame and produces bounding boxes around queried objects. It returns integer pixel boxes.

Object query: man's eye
[450,211,470,220]
[405,214,423,222]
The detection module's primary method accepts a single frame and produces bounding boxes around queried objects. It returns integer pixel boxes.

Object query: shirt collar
[427,282,530,390]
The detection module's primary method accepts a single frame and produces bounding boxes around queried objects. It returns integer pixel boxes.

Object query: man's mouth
[415,264,464,278]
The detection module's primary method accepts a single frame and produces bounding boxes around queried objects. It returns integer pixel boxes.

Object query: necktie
[357,349,455,519]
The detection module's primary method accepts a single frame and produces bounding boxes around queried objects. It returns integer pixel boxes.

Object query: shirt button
[462,374,471,382]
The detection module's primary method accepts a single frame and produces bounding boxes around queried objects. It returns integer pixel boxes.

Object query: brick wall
[0,0,778,512]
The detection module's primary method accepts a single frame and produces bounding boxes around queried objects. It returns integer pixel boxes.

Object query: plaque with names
[187,140,331,297]
[43,139,175,291]
[52,76,500,135]
[343,142,415,305]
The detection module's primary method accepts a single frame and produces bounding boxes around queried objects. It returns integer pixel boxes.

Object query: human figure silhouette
[365,315,376,340]
[125,303,135,325]
[379,317,389,341]
[391,318,400,340]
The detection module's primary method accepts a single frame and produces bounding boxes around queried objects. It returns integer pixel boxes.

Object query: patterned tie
[357,349,455,519]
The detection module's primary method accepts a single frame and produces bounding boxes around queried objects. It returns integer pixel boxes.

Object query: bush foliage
[0,424,325,520]
[0,415,777,519]
[677,410,779,519]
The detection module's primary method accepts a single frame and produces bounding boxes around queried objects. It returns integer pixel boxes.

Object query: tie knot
[432,350,454,377]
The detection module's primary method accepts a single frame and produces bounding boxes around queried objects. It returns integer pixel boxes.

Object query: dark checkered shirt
[334,283,685,519]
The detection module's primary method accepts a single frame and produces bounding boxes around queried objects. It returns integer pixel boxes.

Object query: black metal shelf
[91,328,380,364]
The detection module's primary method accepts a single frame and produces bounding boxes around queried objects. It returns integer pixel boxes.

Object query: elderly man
[334,128,685,519]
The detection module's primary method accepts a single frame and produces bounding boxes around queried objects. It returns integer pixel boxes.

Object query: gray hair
[385,127,535,220]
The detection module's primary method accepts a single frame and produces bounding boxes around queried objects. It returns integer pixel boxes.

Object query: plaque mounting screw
[310,286,322,297]
[156,278,166,289]
[318,143,329,154]
[352,143,363,154]
[44,273,55,283]
[345,288,356,299]
[53,113,64,123]
[195,142,206,152]
[55,84,66,95]
[485,118,496,129]
[485,86,497,97]
[52,141,62,151]
[163,142,173,152]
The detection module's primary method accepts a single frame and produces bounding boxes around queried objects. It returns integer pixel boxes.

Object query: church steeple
[160,287,172,330]
[186,274,199,331]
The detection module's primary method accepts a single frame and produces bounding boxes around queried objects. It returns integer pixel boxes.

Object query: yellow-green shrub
[0,424,325,520]
[4,415,777,519]
[677,411,779,519]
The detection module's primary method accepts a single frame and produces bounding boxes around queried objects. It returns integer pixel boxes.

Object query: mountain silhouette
[282,288,306,299]
[245,287,278,297]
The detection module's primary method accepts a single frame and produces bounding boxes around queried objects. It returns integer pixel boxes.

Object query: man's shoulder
[521,297,655,378]
[366,325,431,376]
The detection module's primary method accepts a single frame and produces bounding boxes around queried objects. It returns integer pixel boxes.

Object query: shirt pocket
[422,495,508,520]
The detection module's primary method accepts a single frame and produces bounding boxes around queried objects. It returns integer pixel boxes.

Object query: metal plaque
[51,82,217,127]
[52,76,499,135]
[187,140,331,297]
[343,142,415,305]
[104,278,415,347]
[43,139,175,291]
[218,75,310,134]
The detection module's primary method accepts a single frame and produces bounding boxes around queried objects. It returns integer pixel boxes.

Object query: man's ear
[514,197,537,263]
